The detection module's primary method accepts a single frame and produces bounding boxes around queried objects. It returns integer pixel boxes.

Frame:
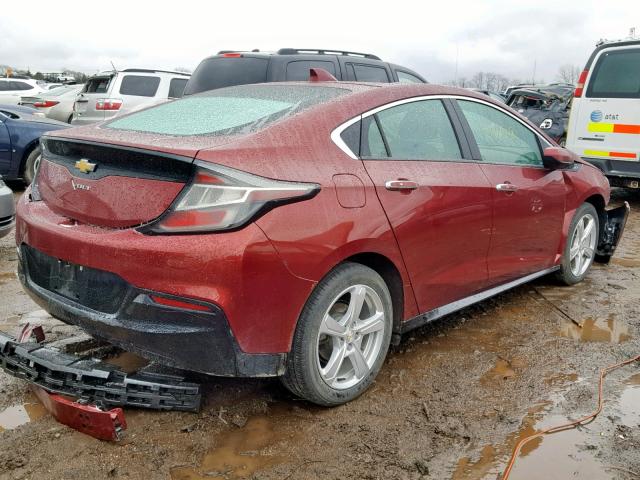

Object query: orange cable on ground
[501,354,640,480]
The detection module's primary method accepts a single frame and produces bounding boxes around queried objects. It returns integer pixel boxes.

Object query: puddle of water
[559,314,631,343]
[480,357,527,385]
[453,402,612,479]
[625,373,640,386]
[104,351,149,374]
[0,394,47,432]
[0,271,15,285]
[611,257,640,268]
[170,415,284,480]
[617,381,640,425]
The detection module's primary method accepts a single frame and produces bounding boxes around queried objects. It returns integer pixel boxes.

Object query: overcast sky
[0,0,637,83]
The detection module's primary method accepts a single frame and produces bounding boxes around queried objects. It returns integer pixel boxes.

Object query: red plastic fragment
[30,385,127,441]
[309,68,337,82]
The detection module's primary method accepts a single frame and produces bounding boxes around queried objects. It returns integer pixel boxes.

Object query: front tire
[281,262,393,406]
[23,146,42,185]
[556,203,599,285]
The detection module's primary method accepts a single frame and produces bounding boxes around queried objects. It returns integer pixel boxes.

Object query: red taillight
[574,69,589,98]
[33,100,59,108]
[222,53,242,57]
[150,295,211,312]
[141,162,320,234]
[95,99,123,111]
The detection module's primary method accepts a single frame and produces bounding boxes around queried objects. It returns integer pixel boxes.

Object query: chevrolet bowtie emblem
[74,158,97,174]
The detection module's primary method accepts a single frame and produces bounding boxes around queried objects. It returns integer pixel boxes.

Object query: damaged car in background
[0,75,629,419]
[506,84,574,146]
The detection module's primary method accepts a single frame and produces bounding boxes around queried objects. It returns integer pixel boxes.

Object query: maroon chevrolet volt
[16,78,628,405]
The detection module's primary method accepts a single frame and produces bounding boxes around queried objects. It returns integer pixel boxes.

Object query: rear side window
[361,117,388,158]
[107,84,348,136]
[85,77,112,93]
[352,64,389,83]
[119,75,161,97]
[168,78,188,98]
[11,82,33,91]
[286,61,337,80]
[587,48,640,99]
[457,100,542,166]
[184,57,269,95]
[0,82,11,92]
[374,100,462,160]
[396,71,423,84]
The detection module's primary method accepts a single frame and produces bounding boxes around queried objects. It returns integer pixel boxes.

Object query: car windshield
[106,84,349,136]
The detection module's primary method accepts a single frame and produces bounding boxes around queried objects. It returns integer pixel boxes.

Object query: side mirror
[542,146,577,169]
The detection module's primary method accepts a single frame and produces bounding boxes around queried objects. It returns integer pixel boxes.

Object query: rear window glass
[168,78,188,98]
[85,76,112,94]
[286,61,337,80]
[397,71,423,84]
[107,84,348,136]
[184,57,269,95]
[587,48,640,99]
[353,64,389,83]
[119,75,161,97]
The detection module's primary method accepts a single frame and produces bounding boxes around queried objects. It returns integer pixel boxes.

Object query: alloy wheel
[316,284,386,390]
[569,213,597,277]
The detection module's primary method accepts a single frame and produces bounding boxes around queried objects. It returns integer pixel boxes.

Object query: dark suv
[184,48,426,95]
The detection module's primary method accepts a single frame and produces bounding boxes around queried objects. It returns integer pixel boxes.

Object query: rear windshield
[84,76,112,94]
[587,48,640,99]
[106,84,348,136]
[184,57,269,95]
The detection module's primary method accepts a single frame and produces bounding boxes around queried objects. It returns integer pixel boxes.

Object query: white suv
[0,79,44,105]
[566,38,640,188]
[71,69,190,125]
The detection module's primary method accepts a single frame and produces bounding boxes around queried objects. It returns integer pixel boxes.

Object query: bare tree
[556,64,581,85]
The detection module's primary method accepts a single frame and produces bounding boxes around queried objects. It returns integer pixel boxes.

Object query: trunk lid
[37,137,196,228]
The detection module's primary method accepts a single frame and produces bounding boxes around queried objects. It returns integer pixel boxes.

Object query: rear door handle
[385,180,419,191]
[496,183,518,192]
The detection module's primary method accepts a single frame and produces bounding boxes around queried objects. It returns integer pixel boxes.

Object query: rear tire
[23,146,42,185]
[281,262,393,406]
[556,203,599,285]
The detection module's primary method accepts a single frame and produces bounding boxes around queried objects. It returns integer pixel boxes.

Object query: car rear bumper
[0,185,16,238]
[17,244,286,377]
[581,156,640,187]
[15,194,317,371]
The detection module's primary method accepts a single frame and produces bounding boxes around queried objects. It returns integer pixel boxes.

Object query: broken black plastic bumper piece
[0,332,202,412]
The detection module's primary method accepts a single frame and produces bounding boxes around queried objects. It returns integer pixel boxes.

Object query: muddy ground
[0,186,639,480]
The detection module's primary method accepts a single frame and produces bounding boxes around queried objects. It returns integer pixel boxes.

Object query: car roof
[214,48,382,60]
[585,38,640,70]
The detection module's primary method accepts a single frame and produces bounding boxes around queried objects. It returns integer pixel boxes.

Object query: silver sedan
[0,177,15,239]
[20,84,83,123]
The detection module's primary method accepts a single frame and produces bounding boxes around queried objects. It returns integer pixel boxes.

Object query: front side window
[374,100,462,160]
[587,48,640,99]
[119,75,161,97]
[457,100,542,166]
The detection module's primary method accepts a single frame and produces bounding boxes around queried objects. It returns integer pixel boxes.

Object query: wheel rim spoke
[581,218,594,244]
[569,244,580,260]
[353,311,385,336]
[583,246,594,259]
[342,285,367,328]
[349,346,369,379]
[319,314,346,338]
[321,341,347,382]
